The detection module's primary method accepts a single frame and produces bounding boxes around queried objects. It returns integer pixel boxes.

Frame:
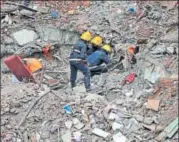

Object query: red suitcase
[4,55,35,82]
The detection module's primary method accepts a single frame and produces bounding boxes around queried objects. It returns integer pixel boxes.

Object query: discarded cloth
[121,73,137,86]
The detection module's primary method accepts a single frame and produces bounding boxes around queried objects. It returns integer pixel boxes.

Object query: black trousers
[89,64,108,77]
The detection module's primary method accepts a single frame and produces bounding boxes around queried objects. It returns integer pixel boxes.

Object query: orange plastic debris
[24,58,42,73]
[128,46,135,55]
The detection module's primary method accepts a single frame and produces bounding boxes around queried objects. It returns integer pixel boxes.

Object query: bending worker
[69,31,92,92]
[87,44,112,77]
[87,36,103,56]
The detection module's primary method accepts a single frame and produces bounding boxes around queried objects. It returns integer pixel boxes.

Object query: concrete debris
[73,131,82,142]
[161,29,178,43]
[72,118,80,125]
[126,118,139,132]
[92,128,110,138]
[108,112,118,120]
[65,121,73,129]
[113,132,127,142]
[134,115,144,122]
[61,130,72,142]
[143,117,154,125]
[74,122,84,130]
[142,124,164,132]
[112,122,124,131]
[144,64,170,84]
[1,1,178,141]
[12,29,38,46]
[155,117,178,141]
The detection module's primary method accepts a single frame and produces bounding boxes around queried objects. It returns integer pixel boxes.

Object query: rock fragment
[112,122,124,131]
[65,121,73,129]
[113,132,127,142]
[92,128,110,138]
[12,29,38,46]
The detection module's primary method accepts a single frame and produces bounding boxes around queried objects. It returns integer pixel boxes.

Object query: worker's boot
[71,82,76,88]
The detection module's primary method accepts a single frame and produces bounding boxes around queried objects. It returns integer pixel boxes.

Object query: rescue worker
[87,36,103,56]
[69,31,92,92]
[87,44,112,77]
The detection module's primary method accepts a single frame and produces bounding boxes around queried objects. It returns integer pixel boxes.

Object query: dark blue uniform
[87,49,110,76]
[87,45,99,56]
[88,49,110,66]
[69,39,91,90]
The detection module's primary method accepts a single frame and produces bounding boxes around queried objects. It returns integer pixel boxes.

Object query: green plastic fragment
[164,117,178,138]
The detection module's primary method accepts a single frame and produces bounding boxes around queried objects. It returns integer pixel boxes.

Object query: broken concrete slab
[72,118,80,125]
[126,118,139,132]
[20,9,34,16]
[144,64,170,84]
[65,121,73,129]
[35,26,80,44]
[166,46,175,54]
[72,118,84,130]
[112,122,124,131]
[92,128,110,138]
[12,29,38,46]
[108,112,118,120]
[37,7,50,14]
[134,114,144,122]
[142,124,164,132]
[113,132,127,142]
[161,29,178,43]
[3,36,14,45]
[143,117,153,125]
[73,131,82,142]
[74,122,84,130]
[61,130,72,142]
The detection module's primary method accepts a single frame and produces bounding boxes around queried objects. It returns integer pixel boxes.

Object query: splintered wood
[150,77,178,99]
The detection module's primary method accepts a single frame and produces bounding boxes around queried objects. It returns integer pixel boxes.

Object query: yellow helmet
[91,36,103,46]
[101,44,112,53]
[80,31,92,41]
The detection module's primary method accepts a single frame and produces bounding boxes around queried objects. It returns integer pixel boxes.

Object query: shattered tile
[146,99,160,111]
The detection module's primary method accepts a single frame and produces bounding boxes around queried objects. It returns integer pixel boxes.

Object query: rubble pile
[1,1,178,142]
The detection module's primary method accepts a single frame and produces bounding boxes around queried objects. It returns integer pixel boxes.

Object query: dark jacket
[87,49,110,66]
[87,45,99,56]
[69,39,88,60]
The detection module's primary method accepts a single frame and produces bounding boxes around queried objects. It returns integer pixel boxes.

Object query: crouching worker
[69,31,92,92]
[87,36,103,56]
[87,44,112,77]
